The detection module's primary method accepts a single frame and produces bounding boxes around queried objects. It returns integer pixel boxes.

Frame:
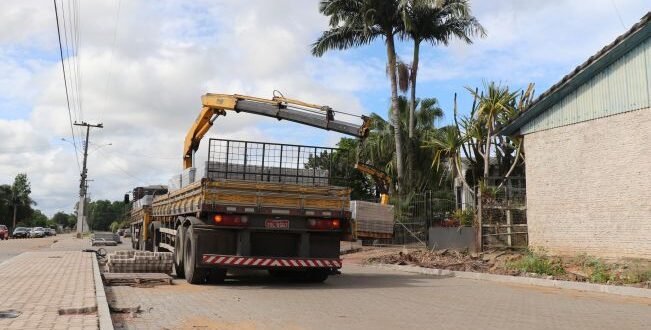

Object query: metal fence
[206,138,353,187]
[382,186,528,250]
[389,191,457,246]
[479,186,528,249]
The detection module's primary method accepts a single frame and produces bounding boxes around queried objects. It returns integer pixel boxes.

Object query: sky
[0,0,649,217]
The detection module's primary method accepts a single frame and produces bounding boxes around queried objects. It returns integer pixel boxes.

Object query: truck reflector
[202,254,342,268]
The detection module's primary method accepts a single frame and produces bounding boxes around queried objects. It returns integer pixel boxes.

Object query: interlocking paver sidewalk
[0,251,98,330]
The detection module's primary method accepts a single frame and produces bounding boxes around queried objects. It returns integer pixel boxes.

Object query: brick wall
[525,107,651,259]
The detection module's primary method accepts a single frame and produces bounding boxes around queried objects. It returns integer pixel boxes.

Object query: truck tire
[174,225,186,278]
[183,225,208,284]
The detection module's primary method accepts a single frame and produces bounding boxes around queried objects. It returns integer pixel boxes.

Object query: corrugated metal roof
[499,12,651,136]
[520,39,650,134]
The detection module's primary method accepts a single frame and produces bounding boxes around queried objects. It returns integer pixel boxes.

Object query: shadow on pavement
[192,268,454,290]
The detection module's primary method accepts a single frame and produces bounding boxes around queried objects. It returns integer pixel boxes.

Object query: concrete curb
[91,255,114,330]
[369,263,651,299]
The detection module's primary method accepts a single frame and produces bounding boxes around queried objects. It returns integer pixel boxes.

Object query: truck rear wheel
[174,225,186,278]
[183,225,208,284]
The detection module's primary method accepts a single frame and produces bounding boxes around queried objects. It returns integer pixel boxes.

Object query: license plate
[265,219,290,229]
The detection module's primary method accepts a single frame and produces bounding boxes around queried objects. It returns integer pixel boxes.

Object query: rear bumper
[201,254,342,269]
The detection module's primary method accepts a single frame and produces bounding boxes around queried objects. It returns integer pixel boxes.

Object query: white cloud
[1,0,649,217]
[0,0,369,216]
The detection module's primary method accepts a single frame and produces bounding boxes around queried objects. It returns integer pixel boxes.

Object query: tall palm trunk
[386,34,404,193]
[409,40,420,139]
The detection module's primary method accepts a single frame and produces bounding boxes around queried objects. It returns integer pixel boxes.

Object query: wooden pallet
[102,273,172,287]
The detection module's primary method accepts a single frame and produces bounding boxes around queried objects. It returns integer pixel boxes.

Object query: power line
[101,0,122,123]
[53,0,81,173]
[610,0,626,30]
[59,0,83,144]
[96,148,149,185]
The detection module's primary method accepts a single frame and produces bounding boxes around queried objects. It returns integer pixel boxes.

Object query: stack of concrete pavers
[107,251,173,274]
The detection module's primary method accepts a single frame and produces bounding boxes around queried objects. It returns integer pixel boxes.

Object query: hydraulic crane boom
[354,162,391,205]
[183,93,371,169]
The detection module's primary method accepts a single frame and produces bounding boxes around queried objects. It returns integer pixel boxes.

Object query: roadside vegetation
[364,248,651,287]
[0,173,129,233]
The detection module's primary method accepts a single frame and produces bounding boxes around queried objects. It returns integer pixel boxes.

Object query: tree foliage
[88,200,130,231]
[313,0,408,192]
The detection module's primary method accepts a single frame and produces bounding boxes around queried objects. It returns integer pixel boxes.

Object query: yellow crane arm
[183,93,371,169]
[354,162,391,205]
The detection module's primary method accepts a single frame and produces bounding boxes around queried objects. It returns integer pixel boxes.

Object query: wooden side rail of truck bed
[150,178,351,218]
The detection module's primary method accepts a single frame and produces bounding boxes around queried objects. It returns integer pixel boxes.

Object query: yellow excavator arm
[183,93,371,169]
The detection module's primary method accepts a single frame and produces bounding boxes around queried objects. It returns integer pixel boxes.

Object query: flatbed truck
[129,93,369,284]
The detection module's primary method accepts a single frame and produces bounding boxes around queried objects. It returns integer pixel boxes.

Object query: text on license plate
[265,219,290,229]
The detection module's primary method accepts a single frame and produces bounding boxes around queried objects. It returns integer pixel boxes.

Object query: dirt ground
[352,247,651,288]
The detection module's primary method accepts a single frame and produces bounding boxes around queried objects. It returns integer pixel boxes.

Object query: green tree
[0,184,12,228]
[423,125,468,189]
[52,211,73,228]
[29,209,48,227]
[359,96,447,193]
[466,82,519,181]
[11,174,33,229]
[67,213,77,229]
[305,138,375,200]
[88,200,130,231]
[400,0,484,138]
[312,0,408,192]
[454,83,534,188]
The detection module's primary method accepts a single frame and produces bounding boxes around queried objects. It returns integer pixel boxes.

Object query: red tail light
[213,214,249,226]
[307,219,341,230]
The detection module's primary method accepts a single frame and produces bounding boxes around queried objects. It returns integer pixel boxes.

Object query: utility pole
[74,121,103,236]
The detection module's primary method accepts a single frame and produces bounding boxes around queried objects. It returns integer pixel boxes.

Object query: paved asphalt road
[3,236,649,330]
[108,262,651,330]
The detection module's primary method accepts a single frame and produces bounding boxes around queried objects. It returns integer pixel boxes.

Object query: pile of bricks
[107,251,173,274]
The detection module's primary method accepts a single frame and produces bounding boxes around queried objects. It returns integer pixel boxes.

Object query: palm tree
[423,125,469,189]
[359,96,445,192]
[312,0,408,193]
[401,0,485,138]
[466,82,518,180]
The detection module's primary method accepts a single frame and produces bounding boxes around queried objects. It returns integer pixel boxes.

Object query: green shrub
[451,208,475,227]
[507,249,565,276]
[588,260,615,283]
[573,255,616,283]
[623,263,651,284]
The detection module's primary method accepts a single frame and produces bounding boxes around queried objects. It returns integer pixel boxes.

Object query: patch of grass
[571,254,620,284]
[623,263,651,284]
[587,260,614,283]
[506,249,565,276]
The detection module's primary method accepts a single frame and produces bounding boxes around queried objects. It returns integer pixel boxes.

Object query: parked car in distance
[45,228,57,236]
[12,227,29,238]
[91,233,119,246]
[123,228,132,238]
[117,228,124,236]
[0,225,8,240]
[29,227,46,238]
